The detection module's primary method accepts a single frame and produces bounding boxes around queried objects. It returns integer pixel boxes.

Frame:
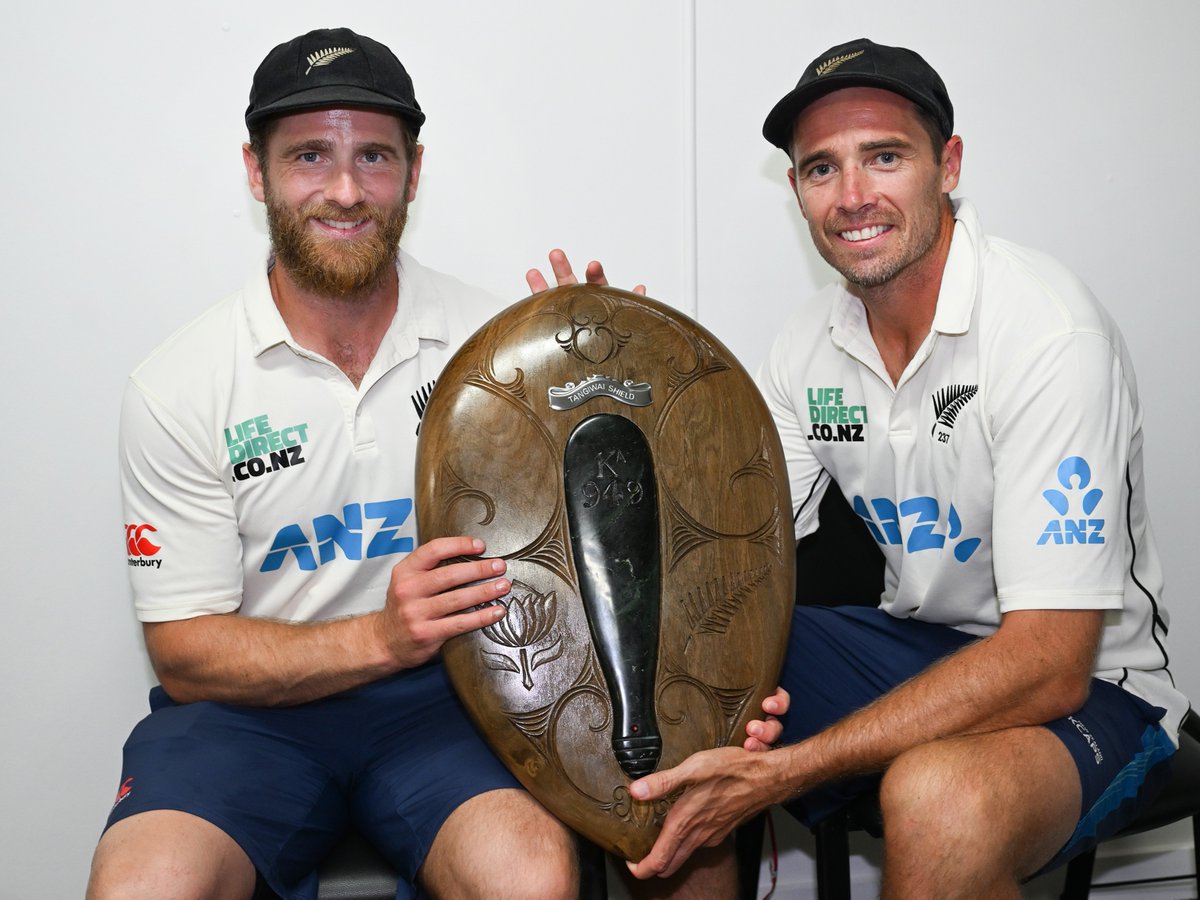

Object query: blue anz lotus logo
[1037,457,1105,546]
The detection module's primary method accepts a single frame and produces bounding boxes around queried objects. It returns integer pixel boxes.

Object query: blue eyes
[807,152,900,179]
[295,151,386,164]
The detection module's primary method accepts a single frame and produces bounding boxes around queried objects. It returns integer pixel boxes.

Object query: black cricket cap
[762,38,952,152]
[245,27,425,136]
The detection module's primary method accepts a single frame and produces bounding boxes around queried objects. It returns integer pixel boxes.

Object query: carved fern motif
[679,564,773,648]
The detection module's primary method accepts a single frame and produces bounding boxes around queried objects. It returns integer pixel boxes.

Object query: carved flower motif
[481,581,564,691]
[483,581,557,648]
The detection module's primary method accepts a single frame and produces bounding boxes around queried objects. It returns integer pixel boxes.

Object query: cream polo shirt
[759,199,1186,740]
[120,250,502,624]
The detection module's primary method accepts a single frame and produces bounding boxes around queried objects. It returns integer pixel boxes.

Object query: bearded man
[85,28,583,900]
[88,25,783,900]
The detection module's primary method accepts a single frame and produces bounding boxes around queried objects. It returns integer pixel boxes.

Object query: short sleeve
[120,378,244,621]
[990,331,1133,612]
[757,327,830,540]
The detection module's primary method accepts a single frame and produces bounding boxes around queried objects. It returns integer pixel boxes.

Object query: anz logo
[260,499,414,572]
[1037,457,1105,546]
[853,495,982,563]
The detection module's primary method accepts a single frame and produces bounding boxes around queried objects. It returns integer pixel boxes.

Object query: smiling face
[787,87,961,290]
[243,108,422,298]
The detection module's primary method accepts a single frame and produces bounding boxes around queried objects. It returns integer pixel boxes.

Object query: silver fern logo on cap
[305,47,355,75]
[815,49,865,77]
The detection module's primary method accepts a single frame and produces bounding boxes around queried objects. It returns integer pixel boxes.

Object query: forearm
[777,609,1101,795]
[144,611,396,707]
[143,537,510,707]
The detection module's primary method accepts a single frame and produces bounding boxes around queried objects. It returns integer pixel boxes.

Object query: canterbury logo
[931,384,978,435]
[305,47,355,75]
[815,50,865,76]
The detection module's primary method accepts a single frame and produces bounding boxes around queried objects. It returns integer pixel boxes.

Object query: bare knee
[423,789,577,900]
[506,816,577,900]
[86,811,256,900]
[880,741,995,843]
[618,839,738,900]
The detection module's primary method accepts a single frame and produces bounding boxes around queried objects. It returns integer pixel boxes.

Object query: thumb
[629,765,679,801]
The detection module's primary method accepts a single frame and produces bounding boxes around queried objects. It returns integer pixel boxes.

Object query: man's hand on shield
[526,248,647,295]
[624,742,791,881]
[376,536,512,670]
[619,687,790,879]
[744,685,789,751]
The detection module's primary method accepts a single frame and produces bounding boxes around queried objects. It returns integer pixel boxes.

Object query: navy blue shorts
[778,605,1175,871]
[104,662,520,900]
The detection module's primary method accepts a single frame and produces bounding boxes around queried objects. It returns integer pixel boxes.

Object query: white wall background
[2,2,1196,897]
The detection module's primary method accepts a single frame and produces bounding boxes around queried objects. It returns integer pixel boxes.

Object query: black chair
[738,717,1200,900]
[1058,711,1200,899]
[313,830,396,900]
[737,484,1200,900]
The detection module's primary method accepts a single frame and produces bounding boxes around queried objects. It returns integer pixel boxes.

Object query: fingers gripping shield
[415,286,794,860]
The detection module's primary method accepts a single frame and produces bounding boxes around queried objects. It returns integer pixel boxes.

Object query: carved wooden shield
[415,285,794,860]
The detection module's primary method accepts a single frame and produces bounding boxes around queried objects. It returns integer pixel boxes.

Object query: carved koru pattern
[656,670,756,748]
[440,460,496,526]
[661,490,783,570]
[678,564,774,650]
[462,345,561,460]
[554,293,634,365]
[729,429,778,489]
[480,581,566,691]
[464,363,529,405]
[505,503,576,588]
[602,784,671,828]
[656,334,732,428]
[506,652,608,748]
[501,653,729,824]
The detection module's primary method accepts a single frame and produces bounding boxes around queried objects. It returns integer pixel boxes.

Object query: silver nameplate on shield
[548,375,653,411]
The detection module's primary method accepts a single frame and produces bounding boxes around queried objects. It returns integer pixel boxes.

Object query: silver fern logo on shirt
[411,379,436,435]
[931,384,977,444]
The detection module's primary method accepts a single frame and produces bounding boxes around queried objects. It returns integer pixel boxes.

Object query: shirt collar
[241,248,449,362]
[827,197,984,345]
[929,197,982,336]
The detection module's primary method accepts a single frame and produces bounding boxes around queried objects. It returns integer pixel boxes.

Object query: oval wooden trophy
[415,285,794,860]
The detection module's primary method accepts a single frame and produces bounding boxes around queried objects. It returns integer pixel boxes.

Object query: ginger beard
[263,173,409,298]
